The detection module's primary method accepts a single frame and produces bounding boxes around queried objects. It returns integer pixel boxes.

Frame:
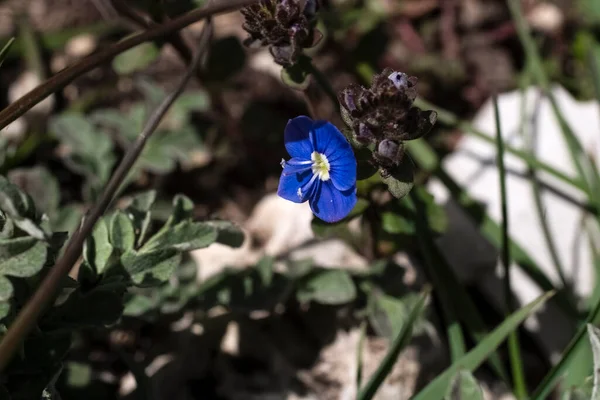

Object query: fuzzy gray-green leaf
[0,237,47,301]
[83,219,113,274]
[142,221,217,253]
[110,211,135,251]
[122,248,181,286]
[297,269,357,305]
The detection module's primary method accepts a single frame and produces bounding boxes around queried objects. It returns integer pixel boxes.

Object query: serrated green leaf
[83,219,113,274]
[445,370,484,400]
[110,211,135,251]
[112,42,159,75]
[297,269,357,305]
[142,221,217,252]
[412,291,555,400]
[122,248,181,286]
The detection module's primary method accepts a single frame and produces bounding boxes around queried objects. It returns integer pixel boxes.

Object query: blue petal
[284,116,314,158]
[329,154,357,191]
[309,181,357,223]
[277,169,313,203]
[311,121,353,160]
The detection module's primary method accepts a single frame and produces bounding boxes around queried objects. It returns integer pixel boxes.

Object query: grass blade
[412,290,555,400]
[494,95,527,399]
[0,38,15,68]
[357,288,430,400]
[411,188,466,362]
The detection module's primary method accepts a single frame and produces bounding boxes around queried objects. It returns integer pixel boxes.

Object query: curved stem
[0,0,256,131]
[0,20,214,372]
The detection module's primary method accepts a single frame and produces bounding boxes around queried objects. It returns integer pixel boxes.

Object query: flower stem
[0,21,214,372]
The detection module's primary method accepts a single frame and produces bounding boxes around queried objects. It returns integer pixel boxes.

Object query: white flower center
[311,151,330,181]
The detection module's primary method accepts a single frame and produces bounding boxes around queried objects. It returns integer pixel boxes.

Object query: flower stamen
[311,151,330,181]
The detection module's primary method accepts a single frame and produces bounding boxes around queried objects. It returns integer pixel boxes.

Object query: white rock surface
[428,85,600,360]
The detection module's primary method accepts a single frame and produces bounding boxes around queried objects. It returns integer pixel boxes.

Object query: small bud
[377,139,399,160]
[356,123,375,144]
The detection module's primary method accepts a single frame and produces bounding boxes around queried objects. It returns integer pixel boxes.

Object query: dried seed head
[241,0,320,66]
[337,68,437,170]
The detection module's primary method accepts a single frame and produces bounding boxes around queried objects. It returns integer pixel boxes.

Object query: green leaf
[445,370,484,400]
[562,377,594,400]
[358,289,430,400]
[380,157,415,200]
[256,256,274,286]
[123,294,157,317]
[142,220,217,252]
[49,112,115,196]
[206,220,245,248]
[122,248,181,286]
[587,324,600,400]
[166,194,194,227]
[367,291,427,339]
[412,291,555,400]
[126,190,156,247]
[0,237,47,301]
[83,219,113,274]
[7,166,60,215]
[0,175,47,239]
[64,362,92,388]
[382,189,447,237]
[51,203,83,235]
[112,42,159,75]
[110,211,135,251]
[296,269,357,305]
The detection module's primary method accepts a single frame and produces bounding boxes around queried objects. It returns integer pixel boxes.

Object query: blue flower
[278,116,357,223]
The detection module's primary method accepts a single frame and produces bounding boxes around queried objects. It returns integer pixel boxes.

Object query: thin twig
[0,0,256,131]
[0,19,214,372]
[109,0,150,28]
